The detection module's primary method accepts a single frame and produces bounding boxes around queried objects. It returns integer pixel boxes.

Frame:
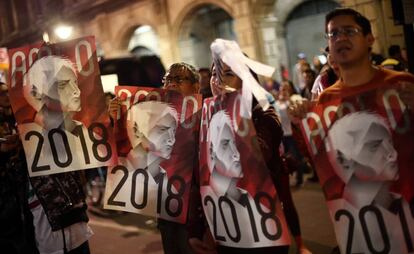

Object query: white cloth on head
[210,39,275,118]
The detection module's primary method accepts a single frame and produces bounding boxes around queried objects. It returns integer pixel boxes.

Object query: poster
[199,91,291,248]
[300,83,414,253]
[104,86,201,223]
[8,36,117,176]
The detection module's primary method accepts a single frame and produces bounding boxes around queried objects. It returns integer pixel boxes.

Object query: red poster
[199,91,290,248]
[7,36,117,177]
[300,84,414,253]
[104,86,201,223]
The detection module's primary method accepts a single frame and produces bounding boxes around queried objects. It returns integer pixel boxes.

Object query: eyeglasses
[162,76,191,85]
[326,27,362,40]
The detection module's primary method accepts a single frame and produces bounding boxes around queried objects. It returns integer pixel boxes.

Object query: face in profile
[145,113,177,159]
[352,122,398,181]
[49,65,81,112]
[128,101,178,160]
[209,110,242,178]
[25,56,81,113]
[328,112,398,183]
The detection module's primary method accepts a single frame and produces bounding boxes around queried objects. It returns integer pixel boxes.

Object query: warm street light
[54,25,73,40]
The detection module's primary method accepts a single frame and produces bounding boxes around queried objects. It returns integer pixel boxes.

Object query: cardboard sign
[104,86,201,223]
[199,91,290,248]
[300,83,414,254]
[8,36,117,176]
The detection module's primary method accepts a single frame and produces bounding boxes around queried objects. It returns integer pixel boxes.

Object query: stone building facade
[0,0,407,80]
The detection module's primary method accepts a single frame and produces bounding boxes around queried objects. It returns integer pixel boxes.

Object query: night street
[88,180,337,254]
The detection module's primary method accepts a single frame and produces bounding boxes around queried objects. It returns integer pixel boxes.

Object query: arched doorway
[128,25,160,57]
[178,4,235,69]
[285,0,339,76]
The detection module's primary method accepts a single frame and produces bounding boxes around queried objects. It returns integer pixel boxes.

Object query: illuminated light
[54,25,73,40]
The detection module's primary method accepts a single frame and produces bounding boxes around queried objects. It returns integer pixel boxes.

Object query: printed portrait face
[48,65,81,112]
[208,110,242,178]
[145,112,177,159]
[127,101,178,160]
[24,56,81,113]
[327,112,398,183]
[352,122,398,181]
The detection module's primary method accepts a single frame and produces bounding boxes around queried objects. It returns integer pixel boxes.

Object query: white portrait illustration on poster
[325,111,414,254]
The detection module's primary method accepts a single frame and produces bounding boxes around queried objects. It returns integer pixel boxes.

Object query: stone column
[232,0,259,59]
[254,14,282,81]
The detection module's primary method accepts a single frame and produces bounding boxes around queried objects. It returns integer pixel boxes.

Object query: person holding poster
[20,55,114,176]
[297,8,414,254]
[195,39,318,254]
[0,81,38,254]
[9,39,116,177]
[106,62,201,254]
[7,37,115,254]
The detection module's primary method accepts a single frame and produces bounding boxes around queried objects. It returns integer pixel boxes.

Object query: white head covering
[210,39,276,118]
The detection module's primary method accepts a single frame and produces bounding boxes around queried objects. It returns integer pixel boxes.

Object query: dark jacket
[0,150,38,254]
[30,171,89,231]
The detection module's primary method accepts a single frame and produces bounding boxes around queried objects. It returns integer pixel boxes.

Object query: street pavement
[88,180,337,254]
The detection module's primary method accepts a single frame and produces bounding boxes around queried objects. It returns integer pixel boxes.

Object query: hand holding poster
[8,37,117,176]
[199,91,290,248]
[300,81,414,253]
[104,86,201,223]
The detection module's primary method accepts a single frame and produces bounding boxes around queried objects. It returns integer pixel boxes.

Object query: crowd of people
[1,7,414,254]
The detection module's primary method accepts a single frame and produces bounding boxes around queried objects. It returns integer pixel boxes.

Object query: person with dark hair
[190,39,312,254]
[109,62,200,254]
[299,64,316,100]
[298,7,414,254]
[311,47,340,99]
[162,62,200,96]
[198,68,213,99]
[0,82,38,254]
[293,53,309,93]
[325,8,372,36]
[381,44,406,71]
[322,7,413,108]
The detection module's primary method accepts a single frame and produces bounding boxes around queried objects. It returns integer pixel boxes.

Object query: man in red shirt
[297,8,414,254]
[319,8,414,104]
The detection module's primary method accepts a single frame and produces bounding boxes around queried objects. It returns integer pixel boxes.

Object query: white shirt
[28,183,93,254]
[275,100,293,136]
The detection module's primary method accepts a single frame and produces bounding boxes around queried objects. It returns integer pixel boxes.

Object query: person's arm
[254,107,313,254]
[187,164,217,253]
[287,99,315,124]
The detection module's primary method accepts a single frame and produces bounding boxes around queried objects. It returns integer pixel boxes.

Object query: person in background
[299,64,316,100]
[312,56,323,75]
[281,65,290,82]
[262,76,280,99]
[293,53,308,93]
[276,81,310,188]
[199,68,213,99]
[381,44,406,71]
[370,52,385,66]
[311,47,340,100]
[0,82,38,254]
